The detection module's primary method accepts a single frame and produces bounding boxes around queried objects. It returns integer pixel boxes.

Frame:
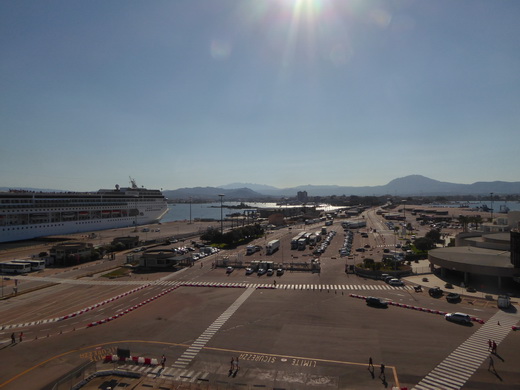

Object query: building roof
[429,246,515,277]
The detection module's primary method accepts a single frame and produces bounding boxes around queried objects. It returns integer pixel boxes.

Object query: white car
[445,312,472,325]
[245,267,254,275]
[388,278,404,286]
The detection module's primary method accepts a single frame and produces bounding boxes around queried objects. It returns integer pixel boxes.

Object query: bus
[297,238,307,251]
[291,232,306,249]
[0,261,32,274]
[12,259,45,271]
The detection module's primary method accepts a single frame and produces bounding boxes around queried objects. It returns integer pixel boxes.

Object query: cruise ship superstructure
[0,179,169,243]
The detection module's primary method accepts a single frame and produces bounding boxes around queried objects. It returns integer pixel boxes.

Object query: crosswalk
[414,310,520,389]
[153,280,413,291]
[14,275,414,291]
[118,363,210,383]
[1,282,405,331]
[172,287,256,369]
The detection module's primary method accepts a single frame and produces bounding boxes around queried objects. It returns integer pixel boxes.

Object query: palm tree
[470,215,483,230]
[458,215,470,232]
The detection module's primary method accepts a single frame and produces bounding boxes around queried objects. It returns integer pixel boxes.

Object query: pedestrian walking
[488,355,495,371]
[492,340,497,354]
[488,339,492,351]
[201,262,203,268]
[161,355,166,369]
[379,363,385,379]
[368,357,374,370]
[11,333,15,344]
[229,357,234,376]
[19,332,23,343]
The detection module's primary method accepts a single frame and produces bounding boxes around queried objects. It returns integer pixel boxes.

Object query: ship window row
[2,224,65,231]
[1,200,157,208]
[0,206,133,212]
[2,217,134,231]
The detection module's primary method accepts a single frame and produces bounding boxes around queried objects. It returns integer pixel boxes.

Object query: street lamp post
[189,197,192,224]
[219,194,225,234]
[490,192,494,222]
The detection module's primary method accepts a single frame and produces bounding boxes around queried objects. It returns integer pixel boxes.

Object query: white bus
[12,259,45,271]
[291,232,306,250]
[1,261,32,274]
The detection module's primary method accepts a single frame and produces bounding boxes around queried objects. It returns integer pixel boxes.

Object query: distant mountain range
[3,175,520,201]
[163,175,520,200]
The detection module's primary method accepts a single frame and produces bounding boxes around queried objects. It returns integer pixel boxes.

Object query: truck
[266,240,280,255]
[246,245,260,255]
[497,295,511,309]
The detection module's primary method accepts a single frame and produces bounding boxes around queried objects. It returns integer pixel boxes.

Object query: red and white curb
[87,285,181,328]
[349,293,485,324]
[0,284,153,331]
[59,284,152,321]
[104,355,158,365]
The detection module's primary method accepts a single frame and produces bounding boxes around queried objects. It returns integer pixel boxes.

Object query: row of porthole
[1,217,137,230]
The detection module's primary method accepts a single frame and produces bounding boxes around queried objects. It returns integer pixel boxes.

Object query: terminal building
[428,211,520,289]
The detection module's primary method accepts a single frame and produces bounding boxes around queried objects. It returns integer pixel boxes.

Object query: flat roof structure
[429,246,514,278]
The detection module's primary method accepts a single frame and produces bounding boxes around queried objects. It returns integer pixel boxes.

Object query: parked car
[446,293,461,303]
[257,268,266,276]
[445,312,472,325]
[429,287,443,297]
[366,297,388,308]
[466,286,477,293]
[266,269,274,276]
[276,268,284,276]
[388,278,404,286]
[245,267,254,275]
[444,283,453,289]
[226,266,234,274]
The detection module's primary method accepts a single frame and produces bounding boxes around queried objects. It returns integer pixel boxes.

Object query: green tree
[414,237,435,252]
[363,258,375,269]
[425,229,441,243]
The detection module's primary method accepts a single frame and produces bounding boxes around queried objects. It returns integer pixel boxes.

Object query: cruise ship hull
[0,182,169,243]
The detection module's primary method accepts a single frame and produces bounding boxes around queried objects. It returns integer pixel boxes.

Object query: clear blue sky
[1,0,519,191]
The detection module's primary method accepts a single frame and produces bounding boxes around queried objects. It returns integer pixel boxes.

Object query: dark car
[446,293,461,303]
[366,297,388,308]
[429,287,443,298]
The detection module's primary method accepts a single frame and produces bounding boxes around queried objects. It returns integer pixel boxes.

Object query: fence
[50,360,97,390]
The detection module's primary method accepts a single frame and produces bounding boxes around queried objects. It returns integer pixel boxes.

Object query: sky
[1,0,519,192]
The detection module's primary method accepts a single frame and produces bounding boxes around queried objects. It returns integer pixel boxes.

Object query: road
[0,214,519,389]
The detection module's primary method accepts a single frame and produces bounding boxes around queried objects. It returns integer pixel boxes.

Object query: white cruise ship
[0,179,169,243]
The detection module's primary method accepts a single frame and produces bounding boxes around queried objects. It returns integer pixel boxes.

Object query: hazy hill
[4,175,520,200]
[211,175,520,197]
[163,187,270,201]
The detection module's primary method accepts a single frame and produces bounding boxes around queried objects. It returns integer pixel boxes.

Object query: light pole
[490,192,494,222]
[219,194,225,234]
